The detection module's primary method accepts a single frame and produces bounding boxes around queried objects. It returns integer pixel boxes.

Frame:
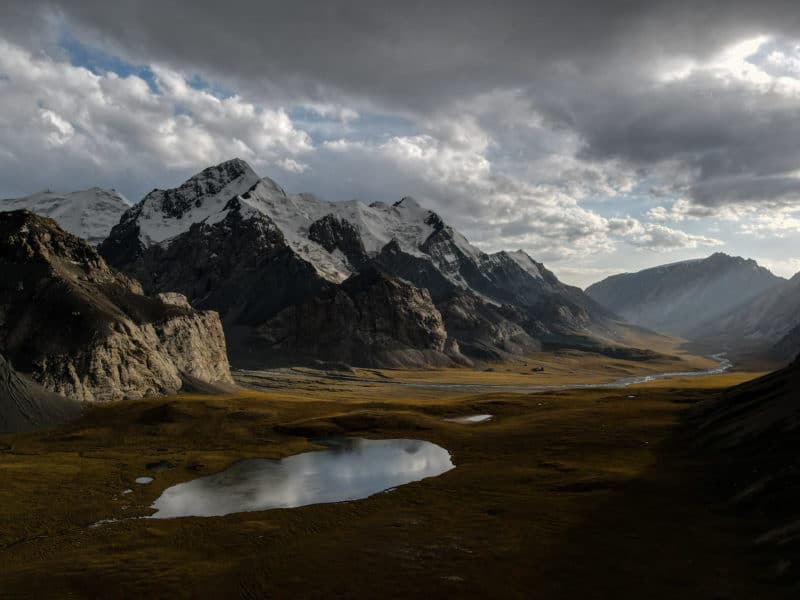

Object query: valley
[2,158,799,598]
[1,352,790,599]
[4,7,800,599]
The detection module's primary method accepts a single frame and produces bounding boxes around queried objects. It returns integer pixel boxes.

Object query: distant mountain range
[12,156,798,380]
[694,272,800,359]
[96,158,634,367]
[1,187,130,244]
[586,254,800,359]
[586,254,785,337]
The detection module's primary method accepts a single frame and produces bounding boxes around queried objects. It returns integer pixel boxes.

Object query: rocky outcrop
[254,267,464,368]
[0,210,232,402]
[436,291,541,361]
[0,353,82,434]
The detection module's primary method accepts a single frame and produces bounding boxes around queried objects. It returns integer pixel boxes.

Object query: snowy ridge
[107,158,576,309]
[1,187,130,244]
[131,158,262,246]
[118,159,488,286]
[504,250,544,280]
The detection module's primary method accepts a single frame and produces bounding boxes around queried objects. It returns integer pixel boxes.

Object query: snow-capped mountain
[100,158,485,286]
[1,187,130,245]
[99,158,630,366]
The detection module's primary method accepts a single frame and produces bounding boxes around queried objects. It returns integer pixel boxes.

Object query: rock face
[99,158,638,367]
[586,253,785,338]
[255,267,461,368]
[436,292,541,361]
[0,353,82,434]
[1,187,130,245]
[0,210,232,402]
[308,214,370,270]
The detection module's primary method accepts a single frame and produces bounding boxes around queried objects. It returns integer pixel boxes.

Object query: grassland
[0,350,792,599]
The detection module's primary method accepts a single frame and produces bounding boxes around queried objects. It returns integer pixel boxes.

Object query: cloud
[0,37,311,196]
[629,224,723,251]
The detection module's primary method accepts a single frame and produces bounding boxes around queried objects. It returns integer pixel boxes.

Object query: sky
[2,1,800,287]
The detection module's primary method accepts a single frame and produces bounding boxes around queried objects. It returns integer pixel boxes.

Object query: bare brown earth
[0,351,794,599]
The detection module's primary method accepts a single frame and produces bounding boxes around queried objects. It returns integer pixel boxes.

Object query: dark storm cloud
[6,0,794,210]
[4,0,800,214]
[5,1,797,108]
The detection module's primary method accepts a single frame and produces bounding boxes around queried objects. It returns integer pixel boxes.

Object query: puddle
[149,438,454,519]
[135,477,154,484]
[444,414,493,424]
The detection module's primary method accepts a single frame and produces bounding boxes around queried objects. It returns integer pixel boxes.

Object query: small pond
[149,438,454,519]
[444,414,493,424]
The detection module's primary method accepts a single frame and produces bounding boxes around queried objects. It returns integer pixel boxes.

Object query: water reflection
[150,438,454,519]
[444,414,493,424]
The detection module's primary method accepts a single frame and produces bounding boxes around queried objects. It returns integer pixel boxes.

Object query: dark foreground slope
[693,358,800,582]
[0,354,82,434]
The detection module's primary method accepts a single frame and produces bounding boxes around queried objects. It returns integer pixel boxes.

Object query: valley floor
[0,353,793,599]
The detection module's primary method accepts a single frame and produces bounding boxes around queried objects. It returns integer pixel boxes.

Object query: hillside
[586,253,784,338]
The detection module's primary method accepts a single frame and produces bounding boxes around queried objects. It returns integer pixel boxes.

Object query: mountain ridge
[585,253,785,338]
[98,158,634,366]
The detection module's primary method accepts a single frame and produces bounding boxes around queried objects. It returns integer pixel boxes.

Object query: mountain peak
[190,157,258,188]
[393,196,421,209]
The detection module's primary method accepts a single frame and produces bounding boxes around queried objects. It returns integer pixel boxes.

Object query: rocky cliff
[254,267,464,368]
[0,210,232,402]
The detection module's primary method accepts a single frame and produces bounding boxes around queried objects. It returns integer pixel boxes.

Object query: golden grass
[0,351,783,599]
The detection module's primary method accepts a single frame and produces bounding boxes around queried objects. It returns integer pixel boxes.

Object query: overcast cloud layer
[2,1,800,286]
